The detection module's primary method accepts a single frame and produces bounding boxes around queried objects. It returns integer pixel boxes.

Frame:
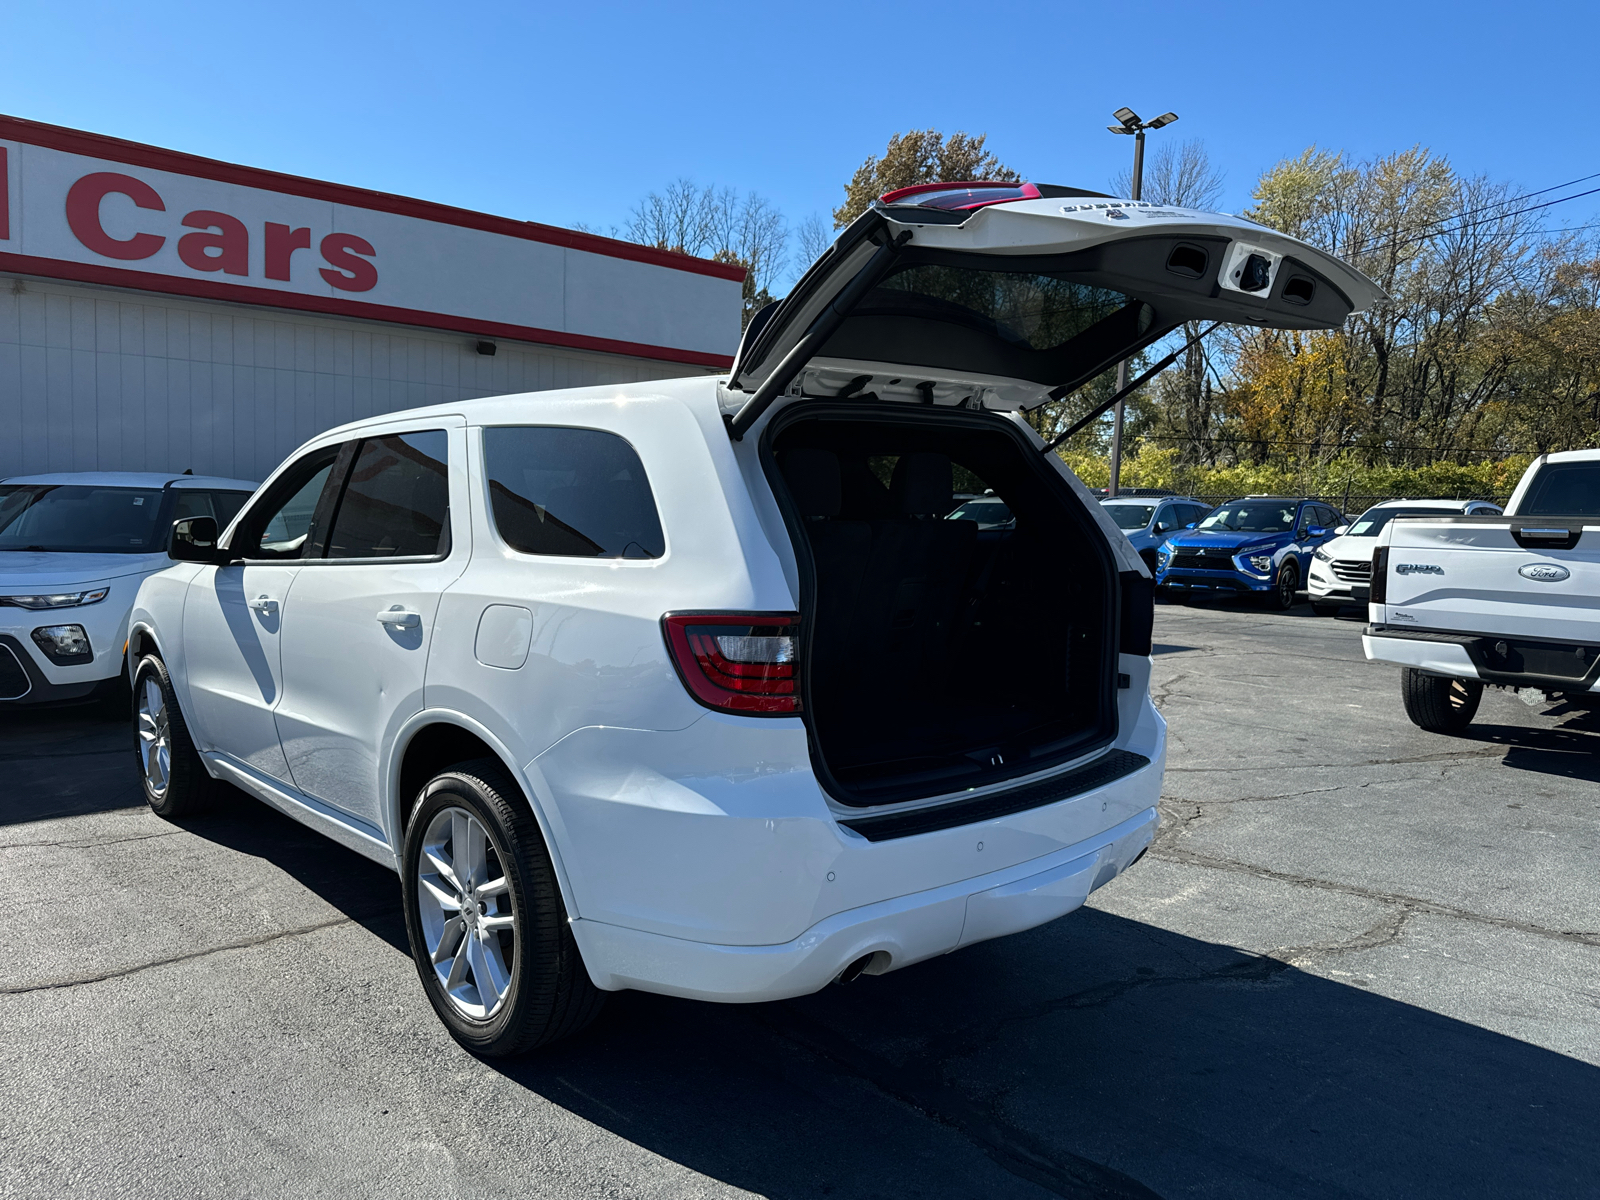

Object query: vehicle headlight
[31,624,93,662]
[1247,554,1274,573]
[1,588,109,609]
[1313,547,1333,562]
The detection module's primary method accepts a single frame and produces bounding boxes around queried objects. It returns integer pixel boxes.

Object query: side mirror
[1307,525,1329,539]
[1334,524,1349,536]
[169,516,224,563]
[1184,522,1197,530]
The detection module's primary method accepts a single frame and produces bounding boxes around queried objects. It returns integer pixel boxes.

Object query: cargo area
[771,411,1117,806]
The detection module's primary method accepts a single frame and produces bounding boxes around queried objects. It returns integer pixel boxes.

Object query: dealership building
[0,115,743,484]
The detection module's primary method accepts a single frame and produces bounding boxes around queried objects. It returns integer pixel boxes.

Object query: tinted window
[0,485,165,553]
[1518,462,1600,517]
[1198,501,1297,533]
[1104,503,1156,530]
[1346,506,1454,537]
[242,453,338,559]
[484,427,664,559]
[326,431,450,559]
[869,265,1135,353]
[172,490,252,529]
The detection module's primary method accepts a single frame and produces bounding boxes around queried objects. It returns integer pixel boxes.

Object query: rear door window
[325,431,451,559]
[483,427,665,559]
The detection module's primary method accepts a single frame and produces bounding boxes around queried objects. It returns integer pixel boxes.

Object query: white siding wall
[0,276,709,484]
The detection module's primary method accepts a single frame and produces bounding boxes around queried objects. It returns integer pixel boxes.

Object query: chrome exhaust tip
[834,953,876,986]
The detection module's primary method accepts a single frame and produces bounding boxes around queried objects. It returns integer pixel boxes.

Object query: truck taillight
[1370,547,1389,604]
[662,613,801,715]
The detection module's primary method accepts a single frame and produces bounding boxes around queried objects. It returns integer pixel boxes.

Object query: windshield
[1198,501,1298,533]
[947,499,1013,528]
[0,485,167,552]
[1104,503,1156,530]
[1519,461,1600,517]
[1347,506,1454,537]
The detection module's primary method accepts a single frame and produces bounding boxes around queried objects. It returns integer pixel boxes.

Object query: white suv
[1,472,256,706]
[1307,497,1502,615]
[127,184,1378,1054]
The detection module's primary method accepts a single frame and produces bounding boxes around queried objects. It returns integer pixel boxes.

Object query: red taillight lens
[1370,547,1389,604]
[878,180,1043,211]
[662,613,801,715]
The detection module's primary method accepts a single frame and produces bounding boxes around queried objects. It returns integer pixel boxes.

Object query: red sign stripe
[0,145,9,241]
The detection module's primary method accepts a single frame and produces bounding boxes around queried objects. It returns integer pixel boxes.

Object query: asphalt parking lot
[3,598,1598,1200]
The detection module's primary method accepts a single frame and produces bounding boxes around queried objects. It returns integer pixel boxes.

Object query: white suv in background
[0,472,256,707]
[1307,498,1502,615]
[126,182,1379,1054]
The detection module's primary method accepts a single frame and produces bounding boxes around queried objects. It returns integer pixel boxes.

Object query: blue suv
[1154,496,1345,609]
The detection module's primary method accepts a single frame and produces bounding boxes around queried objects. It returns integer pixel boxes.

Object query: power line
[1329,169,1600,256]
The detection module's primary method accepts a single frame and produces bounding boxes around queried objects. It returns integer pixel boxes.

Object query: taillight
[662,613,801,715]
[1370,547,1389,604]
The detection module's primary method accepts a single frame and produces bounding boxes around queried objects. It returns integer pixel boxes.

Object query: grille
[0,644,31,700]
[1169,548,1235,570]
[1331,559,1372,583]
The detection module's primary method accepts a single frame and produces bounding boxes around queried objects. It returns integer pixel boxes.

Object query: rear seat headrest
[781,449,841,518]
[891,452,952,516]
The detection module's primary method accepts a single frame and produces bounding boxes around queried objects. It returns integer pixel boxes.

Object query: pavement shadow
[180,786,410,955]
[0,704,146,825]
[488,907,1600,1199]
[1461,714,1600,784]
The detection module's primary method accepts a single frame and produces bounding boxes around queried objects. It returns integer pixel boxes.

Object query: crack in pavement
[1150,847,1600,950]
[0,916,356,995]
[1164,747,1507,773]
[0,829,182,852]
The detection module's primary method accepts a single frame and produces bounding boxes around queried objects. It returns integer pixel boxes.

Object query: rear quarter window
[483,426,665,559]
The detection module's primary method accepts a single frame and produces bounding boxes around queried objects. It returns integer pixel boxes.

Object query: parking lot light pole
[1105,108,1178,496]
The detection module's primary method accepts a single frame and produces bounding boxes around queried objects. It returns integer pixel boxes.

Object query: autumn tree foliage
[832,130,1018,227]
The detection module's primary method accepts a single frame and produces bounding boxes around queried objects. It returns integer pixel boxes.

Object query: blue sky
[6,0,1598,285]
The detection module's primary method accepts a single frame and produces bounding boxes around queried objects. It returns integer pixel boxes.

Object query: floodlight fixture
[1112,107,1140,126]
[1107,124,1133,134]
[1149,112,1179,129]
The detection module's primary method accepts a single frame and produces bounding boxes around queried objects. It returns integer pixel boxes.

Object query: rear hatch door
[726,187,1384,424]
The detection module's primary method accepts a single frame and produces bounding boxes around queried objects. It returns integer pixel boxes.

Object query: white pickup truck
[1363,449,1600,731]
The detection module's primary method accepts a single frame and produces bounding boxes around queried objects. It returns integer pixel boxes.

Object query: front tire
[401,759,603,1056]
[1400,669,1482,732]
[133,653,214,818]
[1264,560,1299,610]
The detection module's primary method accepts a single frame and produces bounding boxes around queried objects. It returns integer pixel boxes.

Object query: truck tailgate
[1376,517,1600,643]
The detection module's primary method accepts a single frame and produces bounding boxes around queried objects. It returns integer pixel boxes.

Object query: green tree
[833,130,1018,228]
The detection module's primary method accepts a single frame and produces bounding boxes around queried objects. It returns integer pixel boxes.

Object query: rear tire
[133,653,215,818]
[401,758,604,1056]
[1264,560,1299,610]
[1400,669,1482,733]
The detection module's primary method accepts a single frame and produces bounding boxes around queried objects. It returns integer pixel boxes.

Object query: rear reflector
[662,613,801,715]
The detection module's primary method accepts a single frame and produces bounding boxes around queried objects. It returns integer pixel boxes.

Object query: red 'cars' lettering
[265,223,312,281]
[65,172,167,260]
[319,232,378,292]
[177,210,249,276]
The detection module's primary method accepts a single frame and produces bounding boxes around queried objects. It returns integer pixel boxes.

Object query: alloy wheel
[415,806,518,1019]
[137,675,171,798]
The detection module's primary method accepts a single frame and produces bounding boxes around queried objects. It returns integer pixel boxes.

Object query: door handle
[248,595,278,614]
[377,606,422,629]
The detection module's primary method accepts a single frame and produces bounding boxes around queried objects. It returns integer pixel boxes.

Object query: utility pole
[1105,107,1177,496]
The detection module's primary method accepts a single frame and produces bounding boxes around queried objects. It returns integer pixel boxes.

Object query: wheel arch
[388,712,580,917]
[126,621,162,683]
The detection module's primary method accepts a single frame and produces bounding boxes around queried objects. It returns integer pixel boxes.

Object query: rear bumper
[1363,625,1600,693]
[571,807,1157,1002]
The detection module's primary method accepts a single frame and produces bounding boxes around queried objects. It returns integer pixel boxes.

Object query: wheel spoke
[420,876,462,912]
[468,932,510,1009]
[475,876,509,900]
[479,913,515,934]
[423,847,461,893]
[431,916,466,964]
[445,939,472,990]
